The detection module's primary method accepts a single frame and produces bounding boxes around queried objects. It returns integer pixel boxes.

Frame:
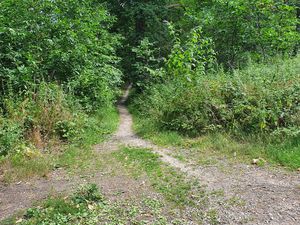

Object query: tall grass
[0,83,119,182]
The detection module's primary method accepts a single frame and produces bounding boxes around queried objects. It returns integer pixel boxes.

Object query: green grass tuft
[114,147,206,206]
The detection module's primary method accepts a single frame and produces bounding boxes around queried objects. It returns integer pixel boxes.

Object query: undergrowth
[0,107,119,182]
[132,56,300,137]
[131,114,300,170]
[130,56,300,170]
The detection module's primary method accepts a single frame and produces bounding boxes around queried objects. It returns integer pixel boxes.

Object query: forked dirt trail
[107,86,300,225]
[1,86,300,224]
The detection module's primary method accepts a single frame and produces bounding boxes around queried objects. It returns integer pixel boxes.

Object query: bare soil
[1,86,299,224]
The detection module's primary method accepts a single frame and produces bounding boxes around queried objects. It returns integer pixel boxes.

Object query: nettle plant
[132,38,164,89]
[166,25,216,83]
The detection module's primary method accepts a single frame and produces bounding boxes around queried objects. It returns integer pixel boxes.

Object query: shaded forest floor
[1,87,299,224]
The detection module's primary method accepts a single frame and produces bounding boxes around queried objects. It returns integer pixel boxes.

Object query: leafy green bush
[0,0,122,109]
[55,120,78,140]
[0,118,22,156]
[133,56,300,137]
[0,0,123,157]
[131,38,164,90]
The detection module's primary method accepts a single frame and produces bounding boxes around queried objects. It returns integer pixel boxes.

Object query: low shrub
[0,117,23,156]
[132,56,300,138]
[0,83,79,156]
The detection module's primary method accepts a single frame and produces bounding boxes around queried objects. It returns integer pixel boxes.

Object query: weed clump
[20,184,105,225]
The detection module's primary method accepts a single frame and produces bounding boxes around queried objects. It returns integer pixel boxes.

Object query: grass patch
[0,107,119,183]
[112,146,219,225]
[0,154,53,182]
[1,184,190,225]
[132,116,184,147]
[131,114,300,170]
[114,147,205,206]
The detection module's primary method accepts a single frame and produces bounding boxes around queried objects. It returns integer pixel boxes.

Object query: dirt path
[1,87,300,224]
[98,86,300,225]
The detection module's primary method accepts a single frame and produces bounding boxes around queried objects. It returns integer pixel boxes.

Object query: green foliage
[166,25,216,81]
[129,24,216,90]
[108,0,298,87]
[55,120,77,140]
[20,184,105,225]
[0,0,122,107]
[0,83,74,156]
[0,118,23,156]
[132,38,164,89]
[181,0,299,67]
[132,56,300,137]
[0,0,122,157]
[106,0,182,84]
[131,55,300,169]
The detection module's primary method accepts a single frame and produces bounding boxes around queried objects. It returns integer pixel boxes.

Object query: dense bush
[0,0,123,156]
[132,56,300,137]
[0,0,122,107]
[181,0,299,68]
[0,83,77,154]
